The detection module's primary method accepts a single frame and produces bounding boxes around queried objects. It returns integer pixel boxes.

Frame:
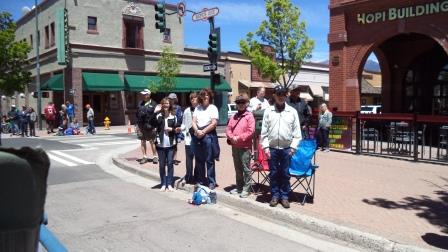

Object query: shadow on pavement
[421,233,448,250]
[362,177,448,248]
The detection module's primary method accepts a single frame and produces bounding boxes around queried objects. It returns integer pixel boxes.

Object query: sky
[1,0,330,62]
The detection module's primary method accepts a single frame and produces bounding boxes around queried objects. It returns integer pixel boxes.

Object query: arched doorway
[362,33,448,115]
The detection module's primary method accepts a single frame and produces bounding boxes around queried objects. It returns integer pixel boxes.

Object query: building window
[44,25,49,49]
[30,34,33,48]
[123,18,143,49]
[50,22,55,47]
[163,28,171,43]
[88,16,97,31]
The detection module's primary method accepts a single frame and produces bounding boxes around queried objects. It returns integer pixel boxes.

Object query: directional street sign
[192,7,219,21]
[203,63,217,72]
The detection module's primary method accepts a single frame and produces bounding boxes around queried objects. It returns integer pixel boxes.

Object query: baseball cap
[274,86,288,96]
[140,89,151,95]
[168,93,177,99]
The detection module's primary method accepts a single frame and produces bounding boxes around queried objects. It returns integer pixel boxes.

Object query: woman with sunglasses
[153,98,181,191]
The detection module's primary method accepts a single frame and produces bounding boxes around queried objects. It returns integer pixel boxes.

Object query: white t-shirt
[249,97,270,112]
[193,104,219,128]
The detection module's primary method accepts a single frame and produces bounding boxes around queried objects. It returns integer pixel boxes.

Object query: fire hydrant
[104,117,111,130]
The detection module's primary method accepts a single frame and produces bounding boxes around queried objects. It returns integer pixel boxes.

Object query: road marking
[59,137,129,143]
[78,140,138,147]
[50,151,94,165]
[47,153,77,167]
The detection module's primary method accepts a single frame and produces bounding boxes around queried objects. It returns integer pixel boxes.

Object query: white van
[361,105,382,114]
[228,104,237,119]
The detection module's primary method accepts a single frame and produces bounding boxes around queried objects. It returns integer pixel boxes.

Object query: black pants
[316,127,329,149]
[29,121,35,136]
[185,145,196,184]
[20,121,28,136]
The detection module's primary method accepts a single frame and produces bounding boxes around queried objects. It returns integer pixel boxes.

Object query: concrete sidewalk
[114,137,447,251]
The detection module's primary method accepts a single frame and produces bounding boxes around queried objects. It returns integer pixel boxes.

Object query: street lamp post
[35,0,42,130]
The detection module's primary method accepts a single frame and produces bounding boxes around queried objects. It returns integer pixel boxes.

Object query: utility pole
[35,0,42,130]
[209,17,215,92]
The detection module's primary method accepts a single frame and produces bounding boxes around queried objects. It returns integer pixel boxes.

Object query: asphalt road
[1,133,357,251]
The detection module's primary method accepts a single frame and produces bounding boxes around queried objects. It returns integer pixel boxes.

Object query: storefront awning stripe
[309,85,324,97]
[41,74,64,91]
[82,72,125,91]
[125,74,232,92]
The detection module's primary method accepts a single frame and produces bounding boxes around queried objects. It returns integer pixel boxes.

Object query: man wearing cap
[136,89,158,164]
[7,105,19,135]
[226,93,255,198]
[261,86,302,208]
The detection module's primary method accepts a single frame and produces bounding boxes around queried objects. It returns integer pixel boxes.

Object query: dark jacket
[154,112,181,147]
[136,99,157,128]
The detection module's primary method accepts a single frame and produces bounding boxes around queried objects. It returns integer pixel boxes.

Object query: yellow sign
[357,0,448,25]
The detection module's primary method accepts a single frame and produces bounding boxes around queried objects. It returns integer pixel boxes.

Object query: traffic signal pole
[35,0,42,130]
[209,17,215,92]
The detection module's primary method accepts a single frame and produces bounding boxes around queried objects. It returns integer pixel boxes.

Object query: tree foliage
[0,12,31,95]
[239,0,314,88]
[149,46,180,93]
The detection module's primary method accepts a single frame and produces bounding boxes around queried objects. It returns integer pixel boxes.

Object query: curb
[112,157,434,252]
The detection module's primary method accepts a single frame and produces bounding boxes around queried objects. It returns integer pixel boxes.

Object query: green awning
[42,74,64,91]
[124,74,232,92]
[82,72,125,91]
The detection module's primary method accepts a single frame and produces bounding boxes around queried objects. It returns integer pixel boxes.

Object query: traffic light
[155,3,166,33]
[212,73,221,85]
[208,32,218,62]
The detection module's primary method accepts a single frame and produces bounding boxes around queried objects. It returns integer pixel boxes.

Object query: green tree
[0,12,31,95]
[149,46,180,93]
[239,0,314,88]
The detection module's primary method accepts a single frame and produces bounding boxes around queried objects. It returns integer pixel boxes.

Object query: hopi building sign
[357,0,448,25]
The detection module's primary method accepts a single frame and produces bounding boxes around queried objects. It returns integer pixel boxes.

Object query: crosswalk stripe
[47,153,77,167]
[50,151,94,165]
[59,137,128,143]
[78,140,138,147]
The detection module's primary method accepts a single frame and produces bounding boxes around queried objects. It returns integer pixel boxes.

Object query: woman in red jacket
[225,94,255,198]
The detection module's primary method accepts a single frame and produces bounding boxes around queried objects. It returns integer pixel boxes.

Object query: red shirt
[44,105,56,120]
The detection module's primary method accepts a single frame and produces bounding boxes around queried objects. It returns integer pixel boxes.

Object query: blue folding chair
[289,139,319,205]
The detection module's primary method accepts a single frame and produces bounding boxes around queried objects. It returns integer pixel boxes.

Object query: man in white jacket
[261,86,302,209]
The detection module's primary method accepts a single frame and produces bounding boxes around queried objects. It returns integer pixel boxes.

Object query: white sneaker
[160,186,166,191]
[323,148,330,152]
[167,185,174,192]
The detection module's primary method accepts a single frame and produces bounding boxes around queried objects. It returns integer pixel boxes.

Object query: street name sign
[203,63,217,72]
[192,7,219,21]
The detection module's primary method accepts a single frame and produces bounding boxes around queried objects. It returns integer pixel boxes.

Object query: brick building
[329,0,448,115]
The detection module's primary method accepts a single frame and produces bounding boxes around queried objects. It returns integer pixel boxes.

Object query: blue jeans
[157,146,174,187]
[185,145,195,183]
[87,118,95,134]
[193,134,216,187]
[268,148,291,200]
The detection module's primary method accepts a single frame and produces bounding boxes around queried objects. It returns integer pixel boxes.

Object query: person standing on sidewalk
[66,101,75,123]
[153,98,181,192]
[44,102,56,134]
[249,87,270,112]
[136,89,158,164]
[28,107,37,137]
[167,93,183,165]
[181,92,198,184]
[191,89,220,189]
[226,94,255,198]
[316,103,332,152]
[85,104,96,135]
[261,86,302,209]
[18,106,29,137]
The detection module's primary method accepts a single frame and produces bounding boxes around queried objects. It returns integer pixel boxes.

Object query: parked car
[361,105,382,114]
[228,103,237,119]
